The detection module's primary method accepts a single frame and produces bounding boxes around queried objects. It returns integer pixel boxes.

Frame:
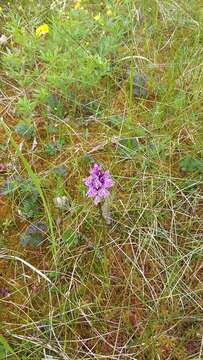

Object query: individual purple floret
[84,163,114,205]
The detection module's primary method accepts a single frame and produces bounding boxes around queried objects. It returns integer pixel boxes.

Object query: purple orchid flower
[84,163,114,205]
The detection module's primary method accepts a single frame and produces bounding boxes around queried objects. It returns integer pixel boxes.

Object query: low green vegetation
[0,0,202,359]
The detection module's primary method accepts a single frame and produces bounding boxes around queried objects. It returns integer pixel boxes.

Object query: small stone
[133,73,148,98]
[0,34,8,46]
[26,221,48,235]
[54,196,70,210]
[20,221,48,247]
[53,165,68,177]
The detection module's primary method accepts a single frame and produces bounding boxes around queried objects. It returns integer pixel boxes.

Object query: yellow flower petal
[36,23,49,37]
[106,9,113,16]
[94,14,101,21]
[74,1,81,9]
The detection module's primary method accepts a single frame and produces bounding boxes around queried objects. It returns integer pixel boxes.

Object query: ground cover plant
[0,0,202,359]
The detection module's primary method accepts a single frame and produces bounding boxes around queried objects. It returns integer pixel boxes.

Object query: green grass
[0,0,202,359]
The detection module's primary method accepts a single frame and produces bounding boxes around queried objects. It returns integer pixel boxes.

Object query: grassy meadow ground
[0,0,202,359]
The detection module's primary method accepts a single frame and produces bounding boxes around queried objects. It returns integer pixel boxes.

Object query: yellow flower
[74,1,81,9]
[0,6,3,13]
[36,23,49,37]
[94,13,101,21]
[106,9,113,17]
